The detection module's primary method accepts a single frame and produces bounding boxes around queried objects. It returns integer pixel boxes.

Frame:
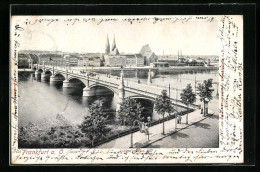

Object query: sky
[14,16,219,56]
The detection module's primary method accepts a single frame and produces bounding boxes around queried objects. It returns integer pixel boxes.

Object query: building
[150,62,169,68]
[64,55,78,66]
[78,57,87,66]
[104,34,123,67]
[125,54,144,67]
[178,57,186,63]
[104,54,144,67]
[69,56,78,66]
[207,58,211,66]
[103,34,145,67]
[110,35,119,55]
[105,34,120,55]
[139,44,158,66]
[80,53,104,67]
[158,55,178,66]
[86,56,103,67]
[105,55,126,67]
[39,54,65,66]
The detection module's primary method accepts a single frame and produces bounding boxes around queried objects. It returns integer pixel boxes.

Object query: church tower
[111,34,116,51]
[110,34,119,55]
[105,34,110,54]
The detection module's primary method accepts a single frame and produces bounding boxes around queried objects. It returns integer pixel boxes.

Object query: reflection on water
[18,72,118,127]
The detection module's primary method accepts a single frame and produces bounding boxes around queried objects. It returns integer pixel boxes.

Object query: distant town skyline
[15,16,219,56]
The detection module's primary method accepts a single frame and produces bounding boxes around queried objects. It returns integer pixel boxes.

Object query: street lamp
[147,116,151,141]
[110,66,112,77]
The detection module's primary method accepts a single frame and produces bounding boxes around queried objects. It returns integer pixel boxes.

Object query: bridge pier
[50,76,59,83]
[151,70,155,78]
[62,69,73,87]
[83,86,94,96]
[63,80,73,88]
[116,70,125,115]
[41,73,47,82]
[35,70,41,80]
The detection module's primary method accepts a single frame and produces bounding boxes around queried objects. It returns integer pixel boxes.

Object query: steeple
[115,48,119,55]
[105,34,110,54]
[110,34,119,55]
[111,34,116,51]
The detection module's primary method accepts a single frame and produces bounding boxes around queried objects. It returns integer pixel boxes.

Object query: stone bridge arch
[40,70,53,82]
[50,72,66,83]
[54,72,66,78]
[38,68,43,73]
[82,83,117,97]
[128,96,155,103]
[44,69,52,75]
[65,77,87,88]
[128,96,159,121]
[89,84,117,95]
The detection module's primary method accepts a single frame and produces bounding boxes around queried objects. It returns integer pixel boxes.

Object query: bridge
[33,64,201,116]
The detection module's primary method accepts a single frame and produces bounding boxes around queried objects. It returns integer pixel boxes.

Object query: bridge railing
[44,65,201,108]
[46,65,179,89]
[45,65,181,90]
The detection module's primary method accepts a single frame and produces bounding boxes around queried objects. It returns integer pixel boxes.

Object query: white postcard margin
[10,15,243,164]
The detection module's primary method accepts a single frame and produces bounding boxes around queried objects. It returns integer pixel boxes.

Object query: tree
[79,100,110,147]
[154,89,174,135]
[197,79,214,116]
[117,97,144,148]
[88,99,106,118]
[180,84,196,124]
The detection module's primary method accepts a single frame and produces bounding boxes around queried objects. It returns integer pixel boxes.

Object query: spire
[111,34,116,51]
[105,34,110,54]
[115,48,119,55]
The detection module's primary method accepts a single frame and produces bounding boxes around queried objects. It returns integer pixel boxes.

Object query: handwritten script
[23,16,215,26]
[10,15,243,164]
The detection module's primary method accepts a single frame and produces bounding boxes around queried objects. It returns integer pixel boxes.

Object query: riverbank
[62,65,218,72]
[18,103,191,148]
[18,68,34,72]
[67,65,218,77]
[98,109,208,148]
[158,65,218,72]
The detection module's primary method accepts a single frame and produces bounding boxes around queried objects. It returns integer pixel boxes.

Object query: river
[18,70,218,127]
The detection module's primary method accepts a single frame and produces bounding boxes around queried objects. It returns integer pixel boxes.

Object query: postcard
[10,14,243,164]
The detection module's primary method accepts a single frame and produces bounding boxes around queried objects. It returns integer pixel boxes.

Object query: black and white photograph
[10,14,244,164]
